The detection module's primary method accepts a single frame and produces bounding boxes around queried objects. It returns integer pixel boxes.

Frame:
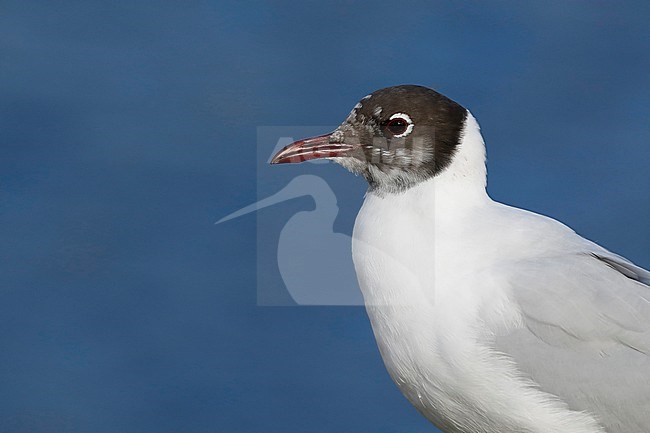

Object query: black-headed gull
[271,85,649,433]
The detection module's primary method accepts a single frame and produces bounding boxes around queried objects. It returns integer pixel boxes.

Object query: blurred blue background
[1,1,648,432]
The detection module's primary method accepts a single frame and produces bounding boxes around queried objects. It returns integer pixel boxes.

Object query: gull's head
[271,85,469,194]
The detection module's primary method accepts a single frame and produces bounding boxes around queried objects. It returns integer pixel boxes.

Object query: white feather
[351,112,649,433]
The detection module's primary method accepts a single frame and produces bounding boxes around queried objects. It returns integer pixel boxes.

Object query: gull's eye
[387,118,407,135]
[383,113,413,138]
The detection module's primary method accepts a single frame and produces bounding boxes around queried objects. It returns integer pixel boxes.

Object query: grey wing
[590,245,650,286]
[494,250,650,433]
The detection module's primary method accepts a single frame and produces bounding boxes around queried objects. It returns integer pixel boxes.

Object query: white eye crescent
[385,113,413,138]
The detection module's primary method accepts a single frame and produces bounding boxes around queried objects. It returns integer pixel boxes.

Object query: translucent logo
[217,127,364,306]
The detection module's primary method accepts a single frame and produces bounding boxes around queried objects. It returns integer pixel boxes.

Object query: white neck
[435,111,488,195]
